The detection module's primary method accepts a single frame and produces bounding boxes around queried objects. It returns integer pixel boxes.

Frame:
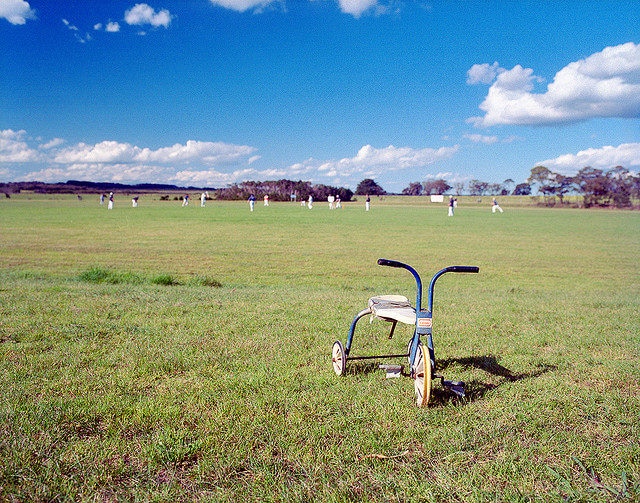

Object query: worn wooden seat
[368,295,416,325]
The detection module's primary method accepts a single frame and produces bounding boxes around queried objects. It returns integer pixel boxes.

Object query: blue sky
[1,0,638,192]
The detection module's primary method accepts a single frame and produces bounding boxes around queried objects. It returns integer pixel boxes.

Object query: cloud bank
[536,143,640,176]
[0,129,459,187]
[469,42,640,126]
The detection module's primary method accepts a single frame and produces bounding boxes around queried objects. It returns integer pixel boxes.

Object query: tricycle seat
[368,295,416,325]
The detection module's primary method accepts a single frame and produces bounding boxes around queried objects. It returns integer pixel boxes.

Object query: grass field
[1,193,639,502]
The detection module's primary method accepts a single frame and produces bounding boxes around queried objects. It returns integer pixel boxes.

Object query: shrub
[151,274,178,286]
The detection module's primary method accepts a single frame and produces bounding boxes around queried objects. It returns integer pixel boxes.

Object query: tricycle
[332,259,479,406]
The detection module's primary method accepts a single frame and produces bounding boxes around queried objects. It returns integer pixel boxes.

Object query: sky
[1,0,639,193]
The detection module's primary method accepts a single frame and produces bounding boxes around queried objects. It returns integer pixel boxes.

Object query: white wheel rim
[332,342,345,376]
[413,344,431,407]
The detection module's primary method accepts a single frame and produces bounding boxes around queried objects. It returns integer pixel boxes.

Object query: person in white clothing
[492,198,504,213]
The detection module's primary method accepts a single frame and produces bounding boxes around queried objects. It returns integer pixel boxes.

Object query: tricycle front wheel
[413,343,432,407]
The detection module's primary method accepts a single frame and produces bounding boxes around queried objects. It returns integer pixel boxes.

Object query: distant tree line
[399,165,639,209]
[215,179,354,202]
[401,178,520,197]
[2,165,638,208]
[0,180,206,195]
[526,165,639,208]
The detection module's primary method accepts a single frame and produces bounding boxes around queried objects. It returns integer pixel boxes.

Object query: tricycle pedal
[441,379,465,397]
[379,364,404,378]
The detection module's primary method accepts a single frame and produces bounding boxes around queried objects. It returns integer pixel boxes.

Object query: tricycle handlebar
[377,259,479,313]
[446,266,479,274]
[377,258,406,268]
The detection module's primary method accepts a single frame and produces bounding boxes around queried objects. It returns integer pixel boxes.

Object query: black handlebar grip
[448,266,479,273]
[377,258,405,268]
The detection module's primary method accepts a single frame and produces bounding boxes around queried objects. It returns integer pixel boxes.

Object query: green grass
[0,193,639,502]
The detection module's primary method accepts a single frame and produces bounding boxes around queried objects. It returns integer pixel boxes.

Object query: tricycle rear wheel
[332,340,346,376]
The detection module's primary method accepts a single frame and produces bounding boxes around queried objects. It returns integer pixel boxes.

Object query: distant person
[264,194,269,206]
[248,194,256,211]
[100,194,105,205]
[182,194,189,206]
[308,195,313,209]
[200,192,207,207]
[132,196,139,207]
[365,195,370,211]
[492,197,504,213]
[108,192,114,210]
[335,195,341,208]
[328,195,335,209]
[448,195,454,217]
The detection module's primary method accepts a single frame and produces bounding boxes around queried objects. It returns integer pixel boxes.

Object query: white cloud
[207,0,276,13]
[135,140,257,164]
[50,139,257,166]
[39,138,65,150]
[62,18,77,30]
[463,133,498,145]
[0,0,35,25]
[469,42,640,126]
[63,18,92,42]
[337,0,378,17]
[294,144,459,180]
[0,129,41,162]
[106,21,120,32]
[466,62,501,85]
[207,0,385,17]
[125,3,172,28]
[170,166,286,186]
[536,143,640,175]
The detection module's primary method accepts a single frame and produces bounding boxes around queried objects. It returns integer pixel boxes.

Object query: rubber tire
[332,340,346,376]
[413,343,432,407]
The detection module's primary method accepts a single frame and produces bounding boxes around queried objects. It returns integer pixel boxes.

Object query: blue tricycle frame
[332,259,479,406]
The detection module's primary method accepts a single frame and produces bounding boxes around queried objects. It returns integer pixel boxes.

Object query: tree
[355,178,385,195]
[487,183,502,195]
[527,166,554,196]
[402,182,423,196]
[502,179,515,195]
[607,166,633,208]
[548,173,574,205]
[573,167,611,207]
[513,183,531,196]
[468,179,488,196]
[453,181,466,195]
[422,179,451,195]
